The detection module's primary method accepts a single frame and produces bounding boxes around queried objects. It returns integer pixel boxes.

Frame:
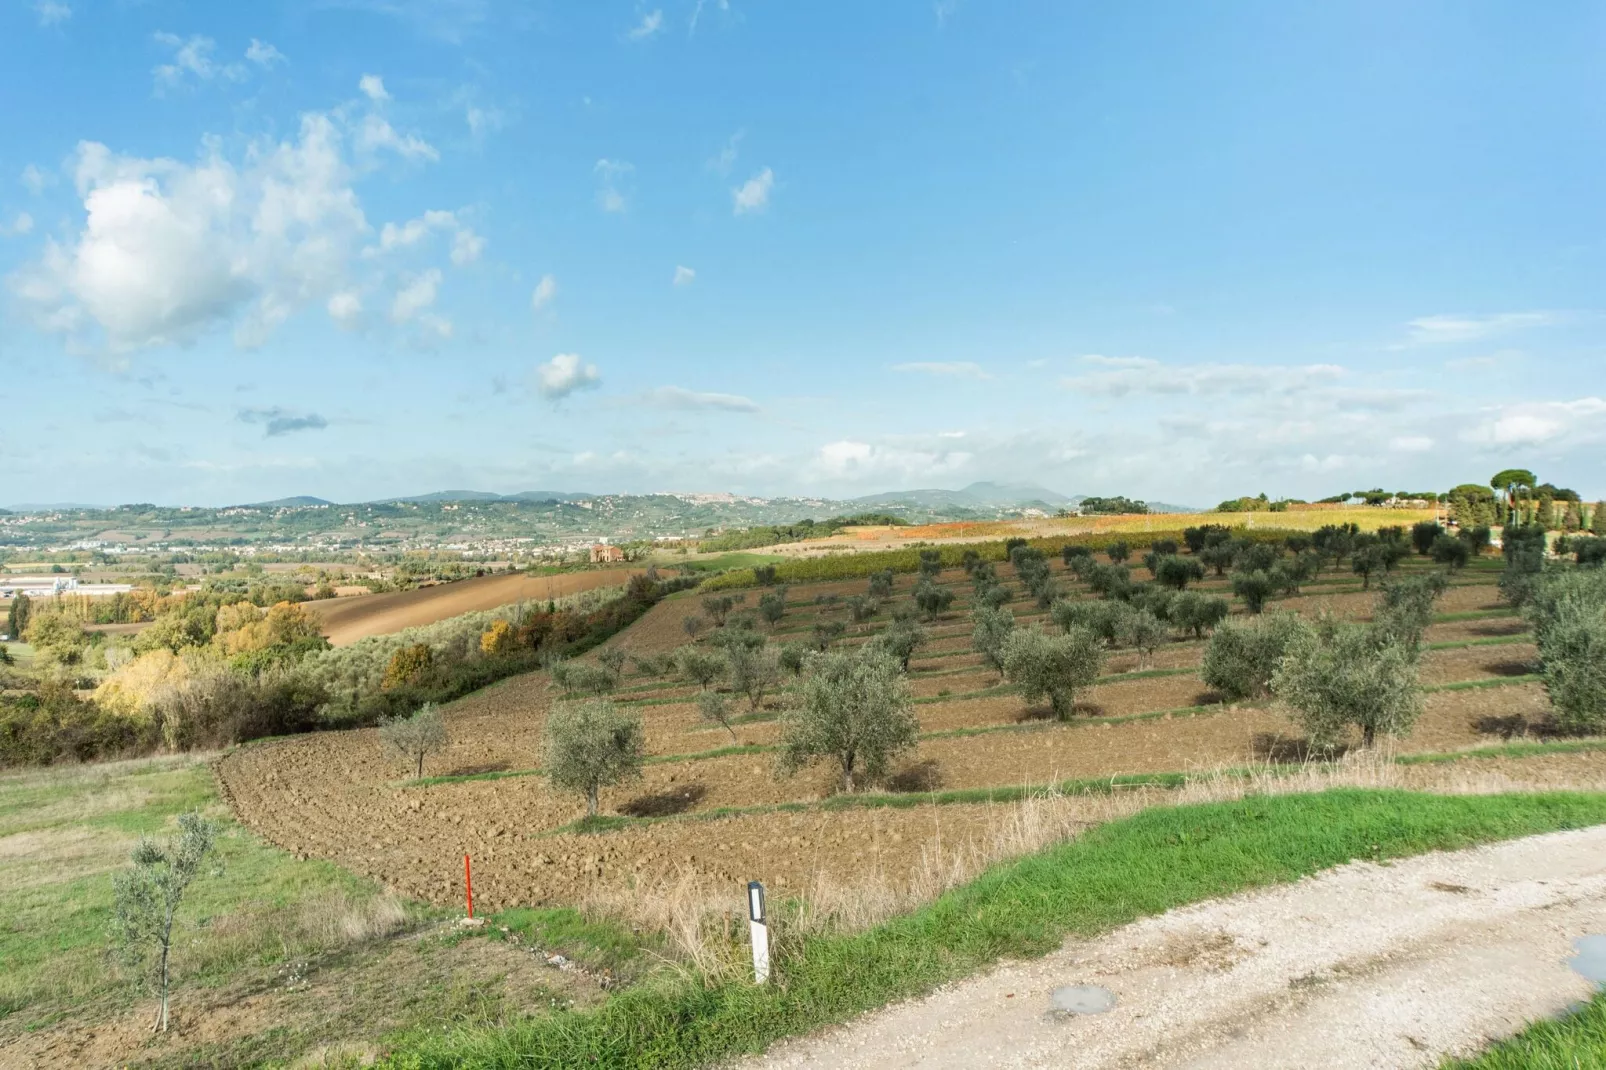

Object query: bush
[978,584,1012,610]
[1500,523,1549,606]
[776,648,917,793]
[1155,555,1205,591]
[1230,570,1278,613]
[1002,627,1104,719]
[867,570,895,599]
[778,643,807,676]
[812,619,847,651]
[0,681,151,766]
[1524,569,1606,734]
[674,646,726,690]
[1105,540,1130,564]
[1201,612,1302,700]
[1411,521,1444,555]
[1170,591,1230,639]
[1430,534,1469,570]
[758,590,788,629]
[378,702,448,778]
[1272,621,1422,749]
[555,662,619,696]
[870,618,927,671]
[543,699,645,817]
[912,579,955,620]
[970,605,1014,679]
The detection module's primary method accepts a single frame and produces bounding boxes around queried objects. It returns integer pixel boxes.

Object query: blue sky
[2,0,1603,507]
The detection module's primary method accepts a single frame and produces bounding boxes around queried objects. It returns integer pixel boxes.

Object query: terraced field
[217,552,1590,917]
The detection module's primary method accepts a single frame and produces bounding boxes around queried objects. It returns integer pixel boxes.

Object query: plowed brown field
[307,567,644,645]
[219,558,1559,915]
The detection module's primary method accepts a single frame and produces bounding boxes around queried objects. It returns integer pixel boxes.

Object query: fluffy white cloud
[812,438,975,483]
[594,159,632,213]
[536,353,600,400]
[359,74,390,102]
[626,9,664,39]
[152,33,246,90]
[732,167,774,215]
[1465,398,1606,446]
[327,290,363,329]
[9,115,379,350]
[1398,311,1565,347]
[891,361,990,379]
[390,269,441,323]
[245,39,287,67]
[355,114,438,162]
[672,265,696,287]
[450,227,484,265]
[35,1,70,26]
[531,274,557,310]
[368,208,481,265]
[643,386,758,412]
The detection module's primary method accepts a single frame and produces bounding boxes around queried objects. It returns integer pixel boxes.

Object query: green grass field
[1444,993,1606,1068]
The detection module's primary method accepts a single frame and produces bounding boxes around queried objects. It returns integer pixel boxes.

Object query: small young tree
[873,617,928,670]
[1125,609,1167,669]
[1155,555,1205,591]
[1231,569,1277,613]
[867,569,896,599]
[1003,626,1104,718]
[758,589,788,629]
[846,595,881,624]
[675,645,726,690]
[971,604,1014,679]
[1430,533,1470,570]
[1105,540,1130,564]
[543,699,645,817]
[912,579,955,621]
[682,614,709,641]
[596,646,629,679]
[697,690,740,742]
[1373,571,1450,657]
[812,618,847,651]
[701,595,737,626]
[1351,544,1389,590]
[776,648,917,792]
[378,703,449,778]
[1200,612,1303,700]
[1273,622,1422,749]
[5,591,31,641]
[1170,591,1230,639]
[559,662,619,696]
[1524,569,1606,734]
[727,643,782,710]
[752,564,779,586]
[978,583,1012,609]
[110,812,219,1033]
[778,643,808,676]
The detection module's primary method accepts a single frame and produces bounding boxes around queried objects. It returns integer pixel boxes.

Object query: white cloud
[327,290,363,329]
[245,39,287,67]
[1078,354,1159,369]
[644,386,759,412]
[0,212,33,237]
[356,114,438,162]
[708,130,744,174]
[465,105,505,137]
[689,0,729,34]
[20,164,52,195]
[1397,311,1566,348]
[1389,435,1434,453]
[390,269,441,322]
[359,74,390,102]
[9,115,371,351]
[891,361,990,380]
[732,167,773,215]
[812,438,974,482]
[1062,360,1344,398]
[934,0,960,26]
[626,9,665,39]
[536,353,600,400]
[1465,397,1606,446]
[449,227,484,265]
[152,33,246,91]
[35,1,71,27]
[531,273,557,311]
[594,159,632,213]
[672,265,696,287]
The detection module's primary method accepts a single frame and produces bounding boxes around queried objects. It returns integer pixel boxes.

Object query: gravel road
[740,825,1606,1069]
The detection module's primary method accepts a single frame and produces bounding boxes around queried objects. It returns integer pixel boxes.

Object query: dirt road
[743,825,1606,1069]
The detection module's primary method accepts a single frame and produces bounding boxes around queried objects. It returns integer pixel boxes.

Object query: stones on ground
[1049,984,1116,1016]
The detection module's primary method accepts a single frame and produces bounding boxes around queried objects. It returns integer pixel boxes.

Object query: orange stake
[464,854,474,919]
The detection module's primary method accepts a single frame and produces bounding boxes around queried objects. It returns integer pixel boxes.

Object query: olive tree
[727,642,782,711]
[1524,568,1606,734]
[1411,521,1445,556]
[543,699,646,817]
[812,618,847,651]
[1002,626,1104,719]
[871,617,927,670]
[1105,540,1130,563]
[682,614,709,641]
[867,569,896,599]
[1125,609,1167,669]
[758,588,788,629]
[554,661,619,696]
[378,702,448,778]
[596,646,629,679]
[1272,622,1422,749]
[697,690,740,742]
[1200,612,1303,700]
[1373,571,1449,657]
[1230,569,1278,613]
[1170,591,1230,638]
[1155,555,1205,591]
[912,579,955,621]
[970,604,1014,679]
[776,648,918,793]
[1430,534,1470,570]
[675,645,726,690]
[111,812,219,1034]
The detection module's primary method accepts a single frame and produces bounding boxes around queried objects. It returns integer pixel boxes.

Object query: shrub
[912,580,954,621]
[867,570,895,599]
[1201,612,1302,700]
[778,643,807,676]
[1373,571,1449,657]
[812,618,848,651]
[697,691,739,742]
[1230,570,1278,613]
[752,565,778,586]
[1272,621,1422,749]
[871,618,927,671]
[775,648,917,793]
[1105,540,1130,564]
[1430,534,1469,570]
[630,653,669,677]
[675,646,726,690]
[479,620,517,657]
[727,643,782,711]
[1125,609,1167,669]
[682,615,709,640]
[1411,521,1445,555]
[1171,591,1230,639]
[970,605,1014,679]
[1002,626,1104,719]
[758,590,788,629]
[1155,555,1205,591]
[378,702,448,778]
[1573,537,1606,568]
[1524,569,1606,734]
[543,699,645,817]
[978,584,1012,609]
[556,662,618,696]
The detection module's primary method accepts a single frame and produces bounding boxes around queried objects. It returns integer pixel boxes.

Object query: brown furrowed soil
[218,554,1572,926]
[306,567,643,645]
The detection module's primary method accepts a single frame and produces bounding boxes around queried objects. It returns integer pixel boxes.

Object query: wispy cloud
[35,1,71,27]
[1396,311,1567,348]
[672,265,696,287]
[531,274,557,311]
[733,167,774,214]
[934,0,960,27]
[0,212,33,237]
[245,39,287,68]
[359,74,390,102]
[238,407,329,437]
[689,0,729,34]
[536,353,600,400]
[708,129,744,174]
[152,33,247,91]
[19,164,51,195]
[644,386,758,412]
[1062,358,1344,398]
[626,9,664,40]
[595,158,633,213]
[891,361,991,380]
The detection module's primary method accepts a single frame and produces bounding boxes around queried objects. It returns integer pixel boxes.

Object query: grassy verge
[383,790,1606,1069]
[1442,991,1606,1068]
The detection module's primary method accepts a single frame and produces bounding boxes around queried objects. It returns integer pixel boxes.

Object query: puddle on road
[1569,935,1606,983]
[1050,985,1116,1017]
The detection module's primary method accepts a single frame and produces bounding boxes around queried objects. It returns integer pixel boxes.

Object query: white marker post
[748,880,770,984]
